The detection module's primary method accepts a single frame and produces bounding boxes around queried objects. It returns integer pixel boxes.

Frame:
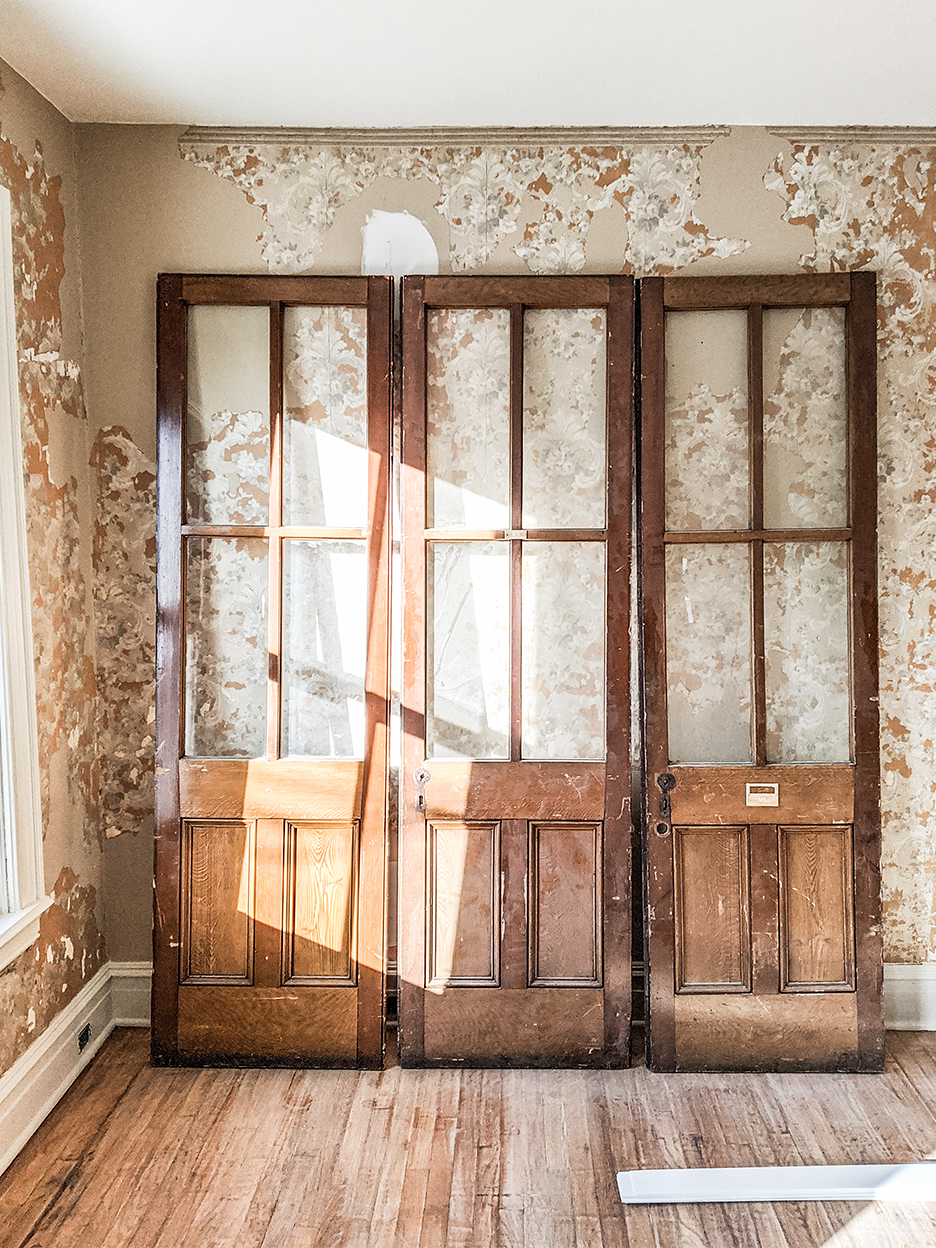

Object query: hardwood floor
[3,1028,936,1247]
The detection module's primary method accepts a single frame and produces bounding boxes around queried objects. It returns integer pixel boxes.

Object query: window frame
[0,182,48,971]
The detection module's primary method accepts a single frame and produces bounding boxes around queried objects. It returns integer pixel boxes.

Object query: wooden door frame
[399,274,634,1067]
[639,271,882,1072]
[153,274,392,1067]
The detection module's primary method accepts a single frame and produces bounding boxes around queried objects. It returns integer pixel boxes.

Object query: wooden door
[153,275,391,1066]
[640,272,882,1072]
[399,276,633,1067]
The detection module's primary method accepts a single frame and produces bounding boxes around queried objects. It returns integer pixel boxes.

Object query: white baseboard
[110,960,152,1026]
[0,959,152,1177]
[883,962,936,1030]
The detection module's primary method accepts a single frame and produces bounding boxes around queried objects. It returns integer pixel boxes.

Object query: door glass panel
[184,537,268,758]
[282,540,367,758]
[427,542,510,759]
[186,305,270,525]
[426,309,510,529]
[764,542,850,763]
[665,310,749,531]
[763,307,847,530]
[283,306,369,528]
[665,544,753,763]
[522,309,606,528]
[521,541,605,760]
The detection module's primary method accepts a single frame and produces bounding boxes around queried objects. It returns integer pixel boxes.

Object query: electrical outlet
[78,1023,91,1053]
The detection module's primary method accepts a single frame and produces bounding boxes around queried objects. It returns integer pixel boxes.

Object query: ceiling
[0,0,933,128]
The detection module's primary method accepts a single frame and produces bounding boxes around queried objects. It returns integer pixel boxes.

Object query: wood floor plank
[5,1030,936,1247]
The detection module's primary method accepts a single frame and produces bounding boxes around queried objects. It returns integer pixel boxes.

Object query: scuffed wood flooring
[3,1028,936,1246]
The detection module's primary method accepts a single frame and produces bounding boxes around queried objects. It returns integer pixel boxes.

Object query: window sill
[0,895,53,973]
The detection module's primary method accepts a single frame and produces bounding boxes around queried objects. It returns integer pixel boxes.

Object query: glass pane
[427,309,510,529]
[665,544,753,763]
[186,305,270,525]
[522,309,606,528]
[283,306,369,528]
[282,541,367,758]
[765,542,851,763]
[521,542,605,760]
[428,543,509,759]
[763,307,847,529]
[665,310,749,531]
[184,538,267,757]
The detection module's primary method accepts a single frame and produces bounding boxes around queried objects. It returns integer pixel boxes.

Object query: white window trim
[0,183,49,971]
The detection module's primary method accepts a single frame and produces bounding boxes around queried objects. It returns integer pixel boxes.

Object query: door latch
[656,772,676,818]
[414,765,431,813]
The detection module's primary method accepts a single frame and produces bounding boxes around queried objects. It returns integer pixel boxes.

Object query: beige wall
[3,80,936,1070]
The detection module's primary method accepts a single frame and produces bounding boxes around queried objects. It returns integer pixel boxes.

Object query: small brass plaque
[746,782,779,807]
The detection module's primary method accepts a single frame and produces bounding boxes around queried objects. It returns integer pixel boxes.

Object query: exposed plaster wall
[72,122,936,968]
[0,65,105,1079]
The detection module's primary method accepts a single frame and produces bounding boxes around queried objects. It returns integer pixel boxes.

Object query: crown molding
[770,126,936,145]
[180,125,730,149]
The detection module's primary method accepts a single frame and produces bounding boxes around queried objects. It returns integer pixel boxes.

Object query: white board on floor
[617,1163,936,1204]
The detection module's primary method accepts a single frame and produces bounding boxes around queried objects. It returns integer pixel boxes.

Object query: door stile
[638,275,676,1069]
[848,270,883,1069]
[604,274,635,1055]
[399,275,428,1064]
[266,302,284,760]
[153,273,185,1063]
[357,276,393,1065]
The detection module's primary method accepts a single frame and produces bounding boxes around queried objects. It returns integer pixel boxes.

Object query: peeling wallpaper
[180,131,936,964]
[0,120,104,1077]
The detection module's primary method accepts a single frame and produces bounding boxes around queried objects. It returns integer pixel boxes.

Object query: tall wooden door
[153,275,391,1066]
[399,276,633,1067]
[640,272,883,1072]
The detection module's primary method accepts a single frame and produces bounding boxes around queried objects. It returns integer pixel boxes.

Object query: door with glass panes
[153,275,391,1066]
[398,276,634,1067]
[640,273,882,1072]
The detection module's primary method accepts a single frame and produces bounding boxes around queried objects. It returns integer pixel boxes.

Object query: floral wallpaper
[181,138,748,275]
[426,307,511,529]
[522,308,606,528]
[766,140,936,959]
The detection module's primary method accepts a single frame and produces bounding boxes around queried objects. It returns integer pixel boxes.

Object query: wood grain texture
[779,825,855,991]
[528,823,602,987]
[10,1028,936,1248]
[422,275,610,308]
[180,821,254,983]
[428,822,499,987]
[674,826,750,993]
[669,765,854,824]
[423,989,605,1064]
[180,274,370,304]
[421,761,606,820]
[283,822,356,985]
[663,274,851,309]
[179,758,364,818]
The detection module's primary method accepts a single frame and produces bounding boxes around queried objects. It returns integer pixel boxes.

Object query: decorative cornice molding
[770,126,936,146]
[180,125,731,149]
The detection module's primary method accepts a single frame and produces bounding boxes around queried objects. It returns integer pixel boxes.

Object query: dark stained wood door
[640,272,883,1071]
[154,274,391,1066]
[399,276,633,1067]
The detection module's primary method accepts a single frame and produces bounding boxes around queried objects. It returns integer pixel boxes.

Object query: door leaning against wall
[153,275,392,1066]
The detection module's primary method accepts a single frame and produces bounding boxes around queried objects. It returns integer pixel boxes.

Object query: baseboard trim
[0,960,152,1176]
[883,962,936,1031]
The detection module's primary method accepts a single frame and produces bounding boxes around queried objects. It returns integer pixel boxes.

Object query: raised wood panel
[668,765,854,825]
[424,988,604,1063]
[529,823,602,987]
[663,274,851,310]
[674,992,858,1072]
[423,761,605,820]
[780,825,856,991]
[179,759,363,819]
[177,985,358,1065]
[674,825,750,993]
[180,820,254,984]
[283,822,357,986]
[428,822,500,988]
